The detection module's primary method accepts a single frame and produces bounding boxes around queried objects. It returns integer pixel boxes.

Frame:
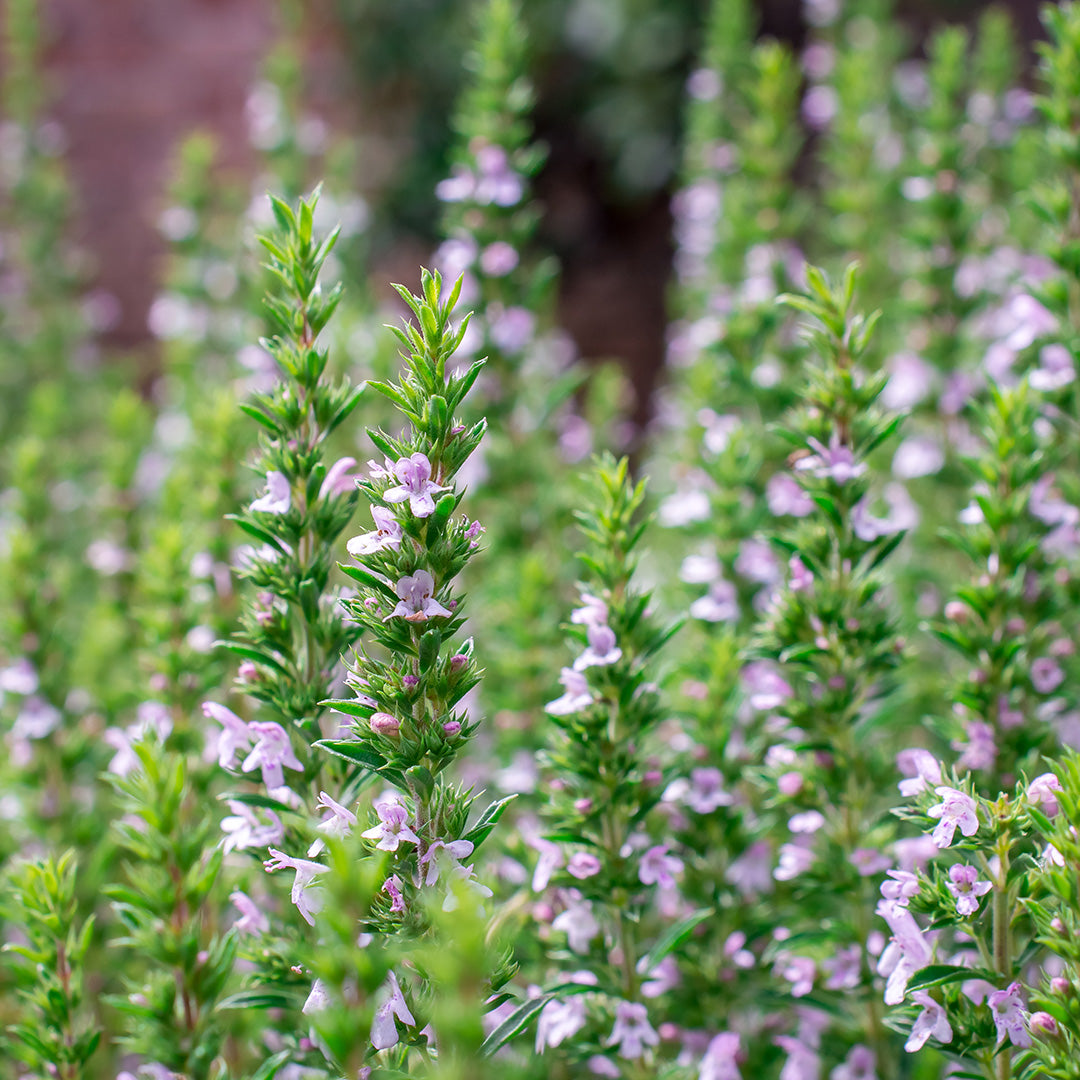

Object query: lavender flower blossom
[796,436,866,484]
[1028,773,1063,816]
[766,473,814,517]
[571,592,609,627]
[881,869,920,905]
[638,845,683,889]
[263,848,327,926]
[441,862,494,911]
[221,800,284,854]
[386,570,453,622]
[831,1046,876,1080]
[361,801,421,852]
[370,970,416,1051]
[605,1001,660,1059]
[347,505,403,557]
[905,991,952,1052]
[229,889,270,935]
[663,767,733,813]
[742,662,794,711]
[988,982,1031,1047]
[567,852,602,879]
[250,470,291,514]
[383,874,406,913]
[202,701,253,770]
[382,452,445,518]
[551,893,600,953]
[896,749,942,797]
[926,786,979,848]
[319,456,360,499]
[877,899,933,1004]
[242,721,303,789]
[573,624,623,671]
[690,580,739,622]
[419,838,475,885]
[698,1032,742,1080]
[536,995,589,1052]
[307,791,357,856]
[945,864,992,917]
[545,668,596,716]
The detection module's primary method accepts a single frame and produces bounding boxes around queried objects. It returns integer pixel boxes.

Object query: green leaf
[218,988,301,1010]
[906,964,1000,992]
[639,908,714,973]
[480,995,549,1056]
[462,795,517,850]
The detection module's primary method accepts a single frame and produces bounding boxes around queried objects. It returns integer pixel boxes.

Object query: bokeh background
[27,0,1050,420]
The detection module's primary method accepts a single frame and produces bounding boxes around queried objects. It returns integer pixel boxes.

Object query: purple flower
[382,873,406,913]
[308,791,357,856]
[905,991,952,1052]
[362,801,420,852]
[536,995,589,1052]
[699,1032,742,1080]
[953,720,996,773]
[0,658,38,695]
[303,978,330,1015]
[222,800,284,854]
[250,470,291,514]
[927,787,979,848]
[489,305,535,353]
[573,624,623,671]
[896,749,941,797]
[419,838,475,885]
[443,862,494,911]
[202,701,252,770]
[823,945,861,990]
[638,954,681,998]
[773,1033,821,1080]
[767,473,814,517]
[788,555,813,592]
[530,836,564,891]
[1032,657,1065,694]
[690,579,740,622]
[567,852,602,879]
[263,848,326,926]
[796,436,866,484]
[382,453,445,518]
[387,570,452,622]
[347,505,403,557]
[664,767,733,814]
[638,845,683,888]
[319,456,360,499]
[877,899,933,1004]
[945,864,991,917]
[552,893,599,953]
[849,848,892,877]
[988,982,1031,1048]
[734,540,780,585]
[1028,773,1063,816]
[479,241,519,276]
[571,592,609,627]
[726,840,774,897]
[742,662,793,711]
[13,697,61,741]
[830,1045,876,1080]
[880,869,920,905]
[777,955,815,997]
[229,889,270,935]
[775,840,815,881]
[1031,343,1075,391]
[546,667,596,716]
[242,721,303,790]
[371,970,416,1050]
[605,1001,659,1059]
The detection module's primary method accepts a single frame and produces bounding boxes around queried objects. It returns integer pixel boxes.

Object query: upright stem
[993,843,1012,1080]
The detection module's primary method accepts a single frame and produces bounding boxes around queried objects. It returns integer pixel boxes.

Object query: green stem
[993,843,1012,1080]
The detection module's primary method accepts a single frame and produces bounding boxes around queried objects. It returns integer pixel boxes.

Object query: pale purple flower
[303,978,330,1015]
[571,592,609,627]
[319,456,360,499]
[419,838,475,885]
[789,555,813,592]
[479,241,519,276]
[0,658,38,695]
[203,701,253,770]
[877,900,933,1004]
[775,841,815,881]
[988,982,1031,1047]
[362,801,420,852]
[347,505,403,557]
[726,840,774,897]
[699,1032,742,1080]
[823,946,861,990]
[13,697,61,741]
[639,845,683,888]
[680,551,720,584]
[742,662,793,711]
[735,540,780,585]
[927,787,979,848]
[1004,293,1056,350]
[242,721,303,790]
[1028,773,1063,816]
[371,970,416,1050]
[778,955,815,997]
[896,749,942,797]
[946,864,991,917]
[546,667,595,716]
[664,767,733,813]
[1032,657,1065,694]
[830,1045,876,1080]
[387,570,452,622]
[567,852,602,879]
[489,305,535,353]
[659,486,711,527]
[530,836,564,891]
[537,996,589,1052]
[905,991,952,1051]
[690,579,740,623]
[222,800,284,853]
[229,889,270,935]
[250,470,291,514]
[263,848,326,925]
[441,862,494,911]
[639,955,681,998]
[850,848,892,877]
[606,1001,659,1059]
[552,894,599,953]
[797,436,865,484]
[882,352,933,410]
[892,436,944,479]
[767,473,814,517]
[383,873,406,913]
[574,624,623,671]
[881,869,920,905]
[308,791,357,856]
[953,720,996,773]
[789,811,825,834]
[382,453,445,518]
[1030,343,1075,391]
[774,1034,821,1080]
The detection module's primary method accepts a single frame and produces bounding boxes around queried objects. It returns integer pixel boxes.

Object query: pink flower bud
[403,675,419,688]
[1051,917,1066,933]
[450,653,469,670]
[777,771,803,796]
[944,600,969,622]
[1051,977,1070,994]
[442,720,462,737]
[1030,1012,1059,1037]
[574,798,593,813]
[370,712,401,736]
